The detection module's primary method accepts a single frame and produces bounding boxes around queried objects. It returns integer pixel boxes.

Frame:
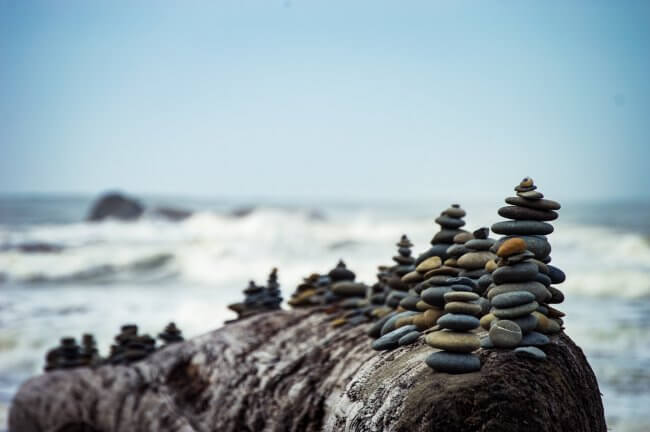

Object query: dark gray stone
[492,291,536,308]
[493,301,539,319]
[399,295,421,311]
[464,239,495,251]
[435,215,466,229]
[380,311,418,336]
[437,314,480,331]
[512,314,539,333]
[520,331,550,347]
[492,221,554,236]
[421,286,452,307]
[446,244,470,257]
[548,265,566,284]
[445,277,477,289]
[534,272,552,287]
[515,346,547,360]
[433,229,464,244]
[492,262,539,284]
[498,206,558,221]
[505,196,561,211]
[425,351,481,374]
[398,330,421,346]
[548,286,565,304]
[372,325,418,351]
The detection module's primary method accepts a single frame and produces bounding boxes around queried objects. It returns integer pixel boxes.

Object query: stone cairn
[424,289,482,373]
[227,268,284,321]
[415,204,468,265]
[44,337,86,371]
[327,260,371,327]
[158,322,184,345]
[80,333,101,366]
[489,177,565,338]
[383,235,417,310]
[108,324,156,365]
[456,227,497,281]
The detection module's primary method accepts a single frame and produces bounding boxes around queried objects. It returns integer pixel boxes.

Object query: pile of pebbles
[228,268,284,320]
[158,322,184,345]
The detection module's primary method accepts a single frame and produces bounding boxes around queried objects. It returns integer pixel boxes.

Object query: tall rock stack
[108,324,156,365]
[416,204,468,265]
[425,290,482,373]
[44,337,86,371]
[263,268,283,309]
[383,235,417,308]
[227,269,284,321]
[490,177,565,334]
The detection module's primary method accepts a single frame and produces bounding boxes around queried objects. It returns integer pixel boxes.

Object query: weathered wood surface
[9,308,606,432]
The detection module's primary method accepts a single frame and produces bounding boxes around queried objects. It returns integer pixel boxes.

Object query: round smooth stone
[399,295,421,311]
[503,250,536,264]
[446,277,478,289]
[520,331,550,347]
[473,227,489,239]
[444,291,479,302]
[480,336,494,349]
[444,258,458,267]
[331,281,367,297]
[435,215,466,229]
[393,254,415,266]
[372,325,418,351]
[515,184,536,192]
[423,266,460,279]
[367,312,396,338]
[445,206,466,218]
[492,221,554,236]
[395,315,415,328]
[448,284,474,293]
[517,190,544,199]
[459,268,487,279]
[515,346,547,360]
[445,301,482,316]
[422,286,452,307]
[492,235,551,261]
[415,256,442,273]
[398,330,421,346]
[386,290,408,308]
[416,300,436,311]
[433,229,463,244]
[425,351,481,374]
[489,319,522,348]
[446,244,470,258]
[548,286,565,304]
[485,259,497,273]
[493,301,539,319]
[437,314,480,331]
[457,251,497,270]
[534,273,552,287]
[511,314,539,333]
[381,311,418,336]
[465,239,495,251]
[453,232,474,244]
[547,265,566,284]
[505,196,561,211]
[498,206,558,221]
[536,305,549,315]
[401,271,423,284]
[519,177,534,188]
[477,274,492,292]
[496,237,526,257]
[425,330,480,353]
[492,262,539,284]
[492,291,536,308]
[480,313,497,330]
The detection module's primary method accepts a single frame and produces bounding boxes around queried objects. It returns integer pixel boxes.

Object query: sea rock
[492,221,554,236]
[489,320,523,348]
[425,351,481,374]
[87,192,144,221]
[492,301,539,319]
[457,251,496,270]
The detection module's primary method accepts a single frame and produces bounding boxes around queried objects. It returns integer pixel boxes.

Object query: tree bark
[9,308,606,432]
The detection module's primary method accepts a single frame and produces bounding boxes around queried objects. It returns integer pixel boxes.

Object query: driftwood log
[9,308,606,432]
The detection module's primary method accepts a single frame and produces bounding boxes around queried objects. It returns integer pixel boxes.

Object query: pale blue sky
[1,1,649,201]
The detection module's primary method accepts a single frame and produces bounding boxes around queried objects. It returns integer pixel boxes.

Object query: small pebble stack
[108,324,156,365]
[384,235,417,308]
[228,268,284,321]
[44,337,86,371]
[80,333,101,366]
[158,322,184,345]
[264,268,283,309]
[416,204,468,265]
[424,290,481,373]
[490,177,565,335]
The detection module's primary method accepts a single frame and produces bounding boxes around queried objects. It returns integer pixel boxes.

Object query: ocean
[1,195,649,431]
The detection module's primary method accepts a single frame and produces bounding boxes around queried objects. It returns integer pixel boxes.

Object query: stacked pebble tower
[227,269,284,321]
[80,333,101,366]
[108,324,156,365]
[456,227,497,280]
[490,177,565,334]
[383,235,416,309]
[481,238,551,360]
[158,322,184,345]
[416,204,469,265]
[424,289,482,373]
[44,337,86,371]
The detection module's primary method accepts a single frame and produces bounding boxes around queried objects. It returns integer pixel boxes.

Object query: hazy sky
[1,1,649,202]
